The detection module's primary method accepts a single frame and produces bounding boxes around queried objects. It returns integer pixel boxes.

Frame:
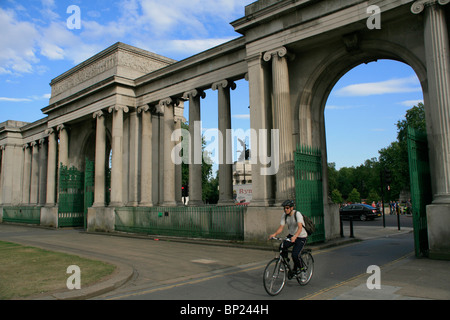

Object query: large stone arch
[295,39,429,200]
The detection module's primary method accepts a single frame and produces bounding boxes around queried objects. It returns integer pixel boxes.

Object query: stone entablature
[49,42,176,105]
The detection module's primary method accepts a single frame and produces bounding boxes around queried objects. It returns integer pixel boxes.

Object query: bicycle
[263,237,314,296]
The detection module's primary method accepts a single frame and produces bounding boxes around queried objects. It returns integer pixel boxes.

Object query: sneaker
[300,271,308,282]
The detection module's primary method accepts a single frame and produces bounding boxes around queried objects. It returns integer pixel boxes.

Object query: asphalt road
[99,231,414,300]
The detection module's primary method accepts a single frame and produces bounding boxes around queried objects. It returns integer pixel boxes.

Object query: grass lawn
[0,241,116,300]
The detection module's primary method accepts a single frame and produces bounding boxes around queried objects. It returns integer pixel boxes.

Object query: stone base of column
[40,206,58,228]
[108,202,124,208]
[87,207,115,232]
[248,199,275,207]
[217,199,235,206]
[162,201,177,207]
[244,206,281,243]
[139,202,154,207]
[427,204,450,260]
[188,200,204,207]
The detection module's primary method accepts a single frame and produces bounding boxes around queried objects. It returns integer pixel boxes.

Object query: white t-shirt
[280,210,308,238]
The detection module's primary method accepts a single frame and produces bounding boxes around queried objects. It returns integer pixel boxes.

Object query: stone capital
[412,0,449,14]
[263,46,294,62]
[45,128,55,136]
[93,110,105,119]
[212,79,237,91]
[23,143,30,150]
[137,104,151,114]
[182,89,206,100]
[56,124,70,132]
[108,105,130,114]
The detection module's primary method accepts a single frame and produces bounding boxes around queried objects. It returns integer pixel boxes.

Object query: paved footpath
[0,223,449,300]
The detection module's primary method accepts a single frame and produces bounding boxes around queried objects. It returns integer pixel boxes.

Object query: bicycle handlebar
[269,237,291,242]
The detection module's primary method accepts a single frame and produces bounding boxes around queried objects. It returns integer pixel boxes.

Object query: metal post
[349,216,354,238]
[340,216,344,238]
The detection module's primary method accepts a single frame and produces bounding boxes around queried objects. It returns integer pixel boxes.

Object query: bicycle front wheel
[263,258,286,296]
[297,252,314,286]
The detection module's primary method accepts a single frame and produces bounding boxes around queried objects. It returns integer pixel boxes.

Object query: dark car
[339,204,381,221]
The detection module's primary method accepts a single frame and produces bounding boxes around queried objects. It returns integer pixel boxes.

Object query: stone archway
[296,39,428,204]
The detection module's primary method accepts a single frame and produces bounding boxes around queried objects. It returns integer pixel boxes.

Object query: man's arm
[269,225,284,239]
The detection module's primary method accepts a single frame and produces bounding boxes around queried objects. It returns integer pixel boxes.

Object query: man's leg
[292,238,307,272]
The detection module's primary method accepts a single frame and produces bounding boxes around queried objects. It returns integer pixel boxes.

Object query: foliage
[347,188,361,203]
[328,103,426,204]
[180,122,218,204]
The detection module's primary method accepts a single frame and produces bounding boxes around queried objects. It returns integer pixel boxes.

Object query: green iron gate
[295,145,325,244]
[58,158,94,228]
[407,127,431,257]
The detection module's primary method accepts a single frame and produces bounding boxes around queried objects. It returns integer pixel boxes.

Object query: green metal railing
[58,165,84,228]
[407,127,431,257]
[295,145,325,244]
[115,205,246,240]
[2,207,41,225]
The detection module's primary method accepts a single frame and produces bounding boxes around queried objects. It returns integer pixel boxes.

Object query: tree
[367,189,380,205]
[347,188,361,203]
[331,189,343,204]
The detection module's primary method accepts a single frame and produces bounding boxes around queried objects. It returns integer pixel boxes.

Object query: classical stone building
[1,0,449,257]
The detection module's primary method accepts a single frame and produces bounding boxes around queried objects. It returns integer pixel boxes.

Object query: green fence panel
[295,145,325,244]
[84,158,95,229]
[407,127,431,257]
[115,205,245,241]
[2,207,41,225]
[58,165,84,228]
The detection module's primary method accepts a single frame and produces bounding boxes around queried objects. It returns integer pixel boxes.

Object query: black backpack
[286,210,316,236]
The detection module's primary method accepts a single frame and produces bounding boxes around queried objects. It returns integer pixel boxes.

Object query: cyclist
[269,200,308,279]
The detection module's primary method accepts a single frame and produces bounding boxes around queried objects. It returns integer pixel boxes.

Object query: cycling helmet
[281,200,294,207]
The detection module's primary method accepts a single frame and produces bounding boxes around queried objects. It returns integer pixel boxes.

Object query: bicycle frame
[263,237,314,296]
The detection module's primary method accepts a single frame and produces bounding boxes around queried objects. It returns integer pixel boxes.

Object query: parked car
[339,204,381,221]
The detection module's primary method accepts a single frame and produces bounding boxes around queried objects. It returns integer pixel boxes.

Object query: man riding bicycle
[269,200,308,279]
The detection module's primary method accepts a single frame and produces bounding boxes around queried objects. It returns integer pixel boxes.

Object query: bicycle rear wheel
[297,252,314,286]
[263,258,286,296]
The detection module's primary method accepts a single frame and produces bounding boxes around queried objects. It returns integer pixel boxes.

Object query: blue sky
[0,0,424,169]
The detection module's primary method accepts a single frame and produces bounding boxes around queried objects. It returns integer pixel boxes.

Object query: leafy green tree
[367,189,380,204]
[331,189,343,204]
[347,188,361,203]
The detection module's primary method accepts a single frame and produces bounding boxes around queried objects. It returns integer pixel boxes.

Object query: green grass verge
[0,241,116,300]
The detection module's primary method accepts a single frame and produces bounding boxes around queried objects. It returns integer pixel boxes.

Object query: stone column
[57,125,69,168]
[138,105,153,207]
[108,105,129,207]
[183,89,206,206]
[412,0,450,259]
[174,102,185,206]
[0,146,4,205]
[212,80,236,206]
[263,47,295,204]
[93,111,106,207]
[45,129,57,206]
[30,141,40,205]
[246,53,275,206]
[160,98,177,207]
[38,138,48,205]
[22,144,32,204]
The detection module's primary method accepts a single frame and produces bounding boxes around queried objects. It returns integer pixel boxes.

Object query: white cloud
[335,76,422,97]
[0,0,252,76]
[399,99,424,107]
[0,8,39,74]
[0,97,32,102]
